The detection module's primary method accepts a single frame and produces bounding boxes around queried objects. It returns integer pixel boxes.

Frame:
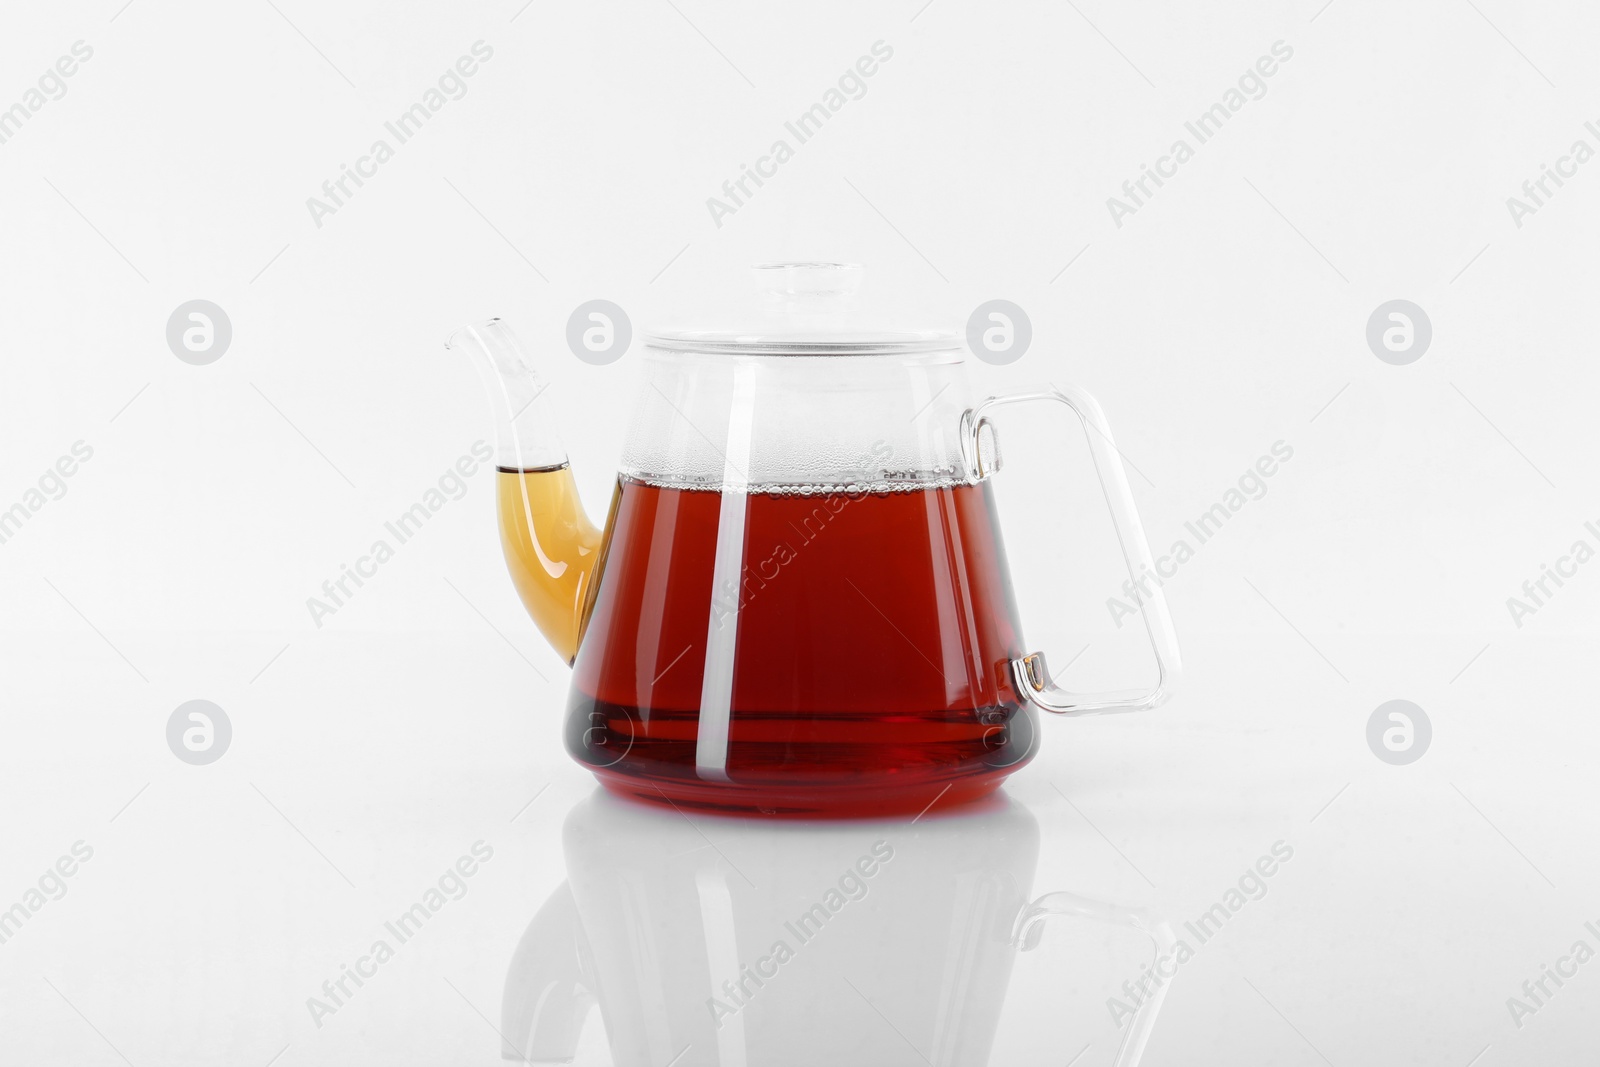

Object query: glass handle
[966,385,1182,716]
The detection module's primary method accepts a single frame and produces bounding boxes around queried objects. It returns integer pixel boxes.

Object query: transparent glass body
[449,265,1179,816]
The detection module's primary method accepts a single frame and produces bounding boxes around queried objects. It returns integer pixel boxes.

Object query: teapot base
[589,768,1013,819]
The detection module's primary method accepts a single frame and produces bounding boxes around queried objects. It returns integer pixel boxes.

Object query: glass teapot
[448,263,1179,816]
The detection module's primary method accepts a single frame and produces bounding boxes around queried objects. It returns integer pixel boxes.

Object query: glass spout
[447,319,604,664]
[447,318,566,472]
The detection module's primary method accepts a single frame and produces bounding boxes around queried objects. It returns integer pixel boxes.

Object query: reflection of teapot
[501,790,1174,1067]
[449,264,1180,816]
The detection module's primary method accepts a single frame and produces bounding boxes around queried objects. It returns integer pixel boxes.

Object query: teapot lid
[644,262,961,357]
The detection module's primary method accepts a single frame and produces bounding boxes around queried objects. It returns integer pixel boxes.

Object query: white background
[1,0,1597,1064]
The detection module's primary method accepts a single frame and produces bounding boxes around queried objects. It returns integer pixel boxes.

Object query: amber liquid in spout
[497,465,611,663]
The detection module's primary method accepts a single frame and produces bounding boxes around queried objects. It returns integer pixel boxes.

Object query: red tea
[563,475,1037,816]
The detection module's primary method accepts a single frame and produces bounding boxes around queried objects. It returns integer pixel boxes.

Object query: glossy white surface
[1,628,1595,1065]
[4,0,1599,1062]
